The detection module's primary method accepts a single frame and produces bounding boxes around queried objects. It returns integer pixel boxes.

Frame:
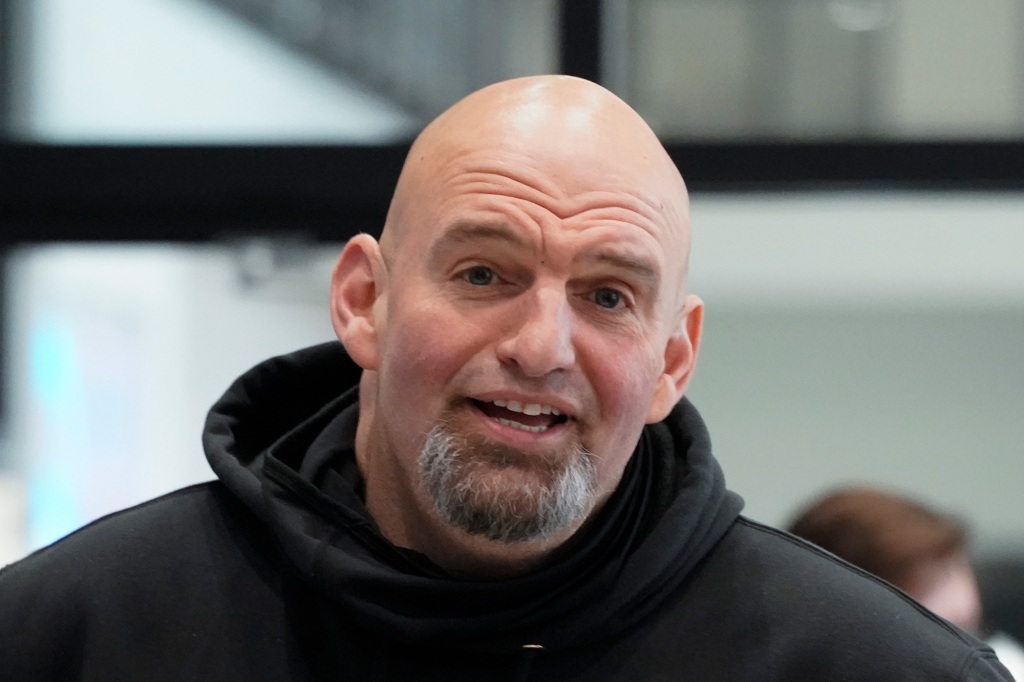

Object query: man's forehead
[428,218,663,260]
[400,156,689,289]
[383,77,690,266]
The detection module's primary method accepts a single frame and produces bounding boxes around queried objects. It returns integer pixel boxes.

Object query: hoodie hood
[203,342,744,654]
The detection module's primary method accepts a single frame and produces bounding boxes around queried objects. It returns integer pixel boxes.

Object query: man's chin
[418,423,596,544]
[461,467,563,513]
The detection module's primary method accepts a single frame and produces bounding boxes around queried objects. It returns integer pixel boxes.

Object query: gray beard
[417,423,596,544]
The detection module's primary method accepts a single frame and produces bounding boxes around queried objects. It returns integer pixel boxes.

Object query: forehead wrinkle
[435,150,685,238]
[444,155,569,205]
[566,204,661,245]
[560,188,663,221]
[446,176,563,219]
[569,188,687,240]
[444,170,676,245]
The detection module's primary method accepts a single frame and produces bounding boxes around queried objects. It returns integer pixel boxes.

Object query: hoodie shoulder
[671,516,1012,680]
[0,483,297,680]
[0,482,272,610]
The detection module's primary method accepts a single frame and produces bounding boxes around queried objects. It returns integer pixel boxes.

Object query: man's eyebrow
[585,251,661,287]
[429,222,532,254]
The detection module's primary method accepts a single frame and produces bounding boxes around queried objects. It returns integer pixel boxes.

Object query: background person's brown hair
[788,486,969,591]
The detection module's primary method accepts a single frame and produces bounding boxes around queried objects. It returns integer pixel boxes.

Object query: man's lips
[471,399,570,433]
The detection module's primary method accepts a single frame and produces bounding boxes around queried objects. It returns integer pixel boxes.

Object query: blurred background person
[788,486,1024,680]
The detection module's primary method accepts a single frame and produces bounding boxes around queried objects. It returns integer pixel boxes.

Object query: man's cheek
[600,359,662,421]
[387,313,451,370]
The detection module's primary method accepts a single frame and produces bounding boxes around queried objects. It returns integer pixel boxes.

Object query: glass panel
[4,0,559,143]
[610,0,1024,141]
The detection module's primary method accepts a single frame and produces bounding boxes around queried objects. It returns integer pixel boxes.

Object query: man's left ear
[646,295,703,424]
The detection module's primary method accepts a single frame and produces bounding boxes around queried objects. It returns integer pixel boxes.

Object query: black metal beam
[0,143,409,243]
[3,141,1024,246]
[667,140,1024,192]
[559,0,602,81]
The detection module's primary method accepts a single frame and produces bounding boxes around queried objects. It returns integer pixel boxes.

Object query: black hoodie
[0,343,1013,681]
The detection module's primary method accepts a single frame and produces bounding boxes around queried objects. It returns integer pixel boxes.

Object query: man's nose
[495,287,576,377]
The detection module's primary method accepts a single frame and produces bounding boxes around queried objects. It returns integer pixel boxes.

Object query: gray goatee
[418,423,596,544]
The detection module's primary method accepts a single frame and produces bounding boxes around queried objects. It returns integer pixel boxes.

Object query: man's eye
[593,288,623,309]
[463,266,495,286]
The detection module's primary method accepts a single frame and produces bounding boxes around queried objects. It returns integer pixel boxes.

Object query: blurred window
[606,0,1024,140]
[4,0,560,143]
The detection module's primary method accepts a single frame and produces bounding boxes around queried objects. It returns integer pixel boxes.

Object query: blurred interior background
[0,0,1022,634]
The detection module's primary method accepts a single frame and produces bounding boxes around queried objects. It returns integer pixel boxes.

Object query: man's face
[362,133,698,544]
[333,78,701,554]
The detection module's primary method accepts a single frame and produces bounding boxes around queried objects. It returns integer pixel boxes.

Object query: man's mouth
[471,399,570,433]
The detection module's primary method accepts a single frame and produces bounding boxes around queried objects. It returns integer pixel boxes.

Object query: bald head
[408,76,679,181]
[381,76,691,287]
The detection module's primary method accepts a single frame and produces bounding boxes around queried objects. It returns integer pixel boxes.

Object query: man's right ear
[330,234,386,371]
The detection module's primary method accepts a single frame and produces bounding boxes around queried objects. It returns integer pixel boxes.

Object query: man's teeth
[494,418,549,433]
[491,399,562,416]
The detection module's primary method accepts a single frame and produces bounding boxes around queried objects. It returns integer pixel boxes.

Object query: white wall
[688,306,1023,553]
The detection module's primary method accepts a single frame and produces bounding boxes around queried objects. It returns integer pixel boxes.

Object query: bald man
[0,77,1012,681]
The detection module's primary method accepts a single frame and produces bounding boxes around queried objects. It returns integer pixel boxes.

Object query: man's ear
[330,234,387,371]
[646,295,703,424]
